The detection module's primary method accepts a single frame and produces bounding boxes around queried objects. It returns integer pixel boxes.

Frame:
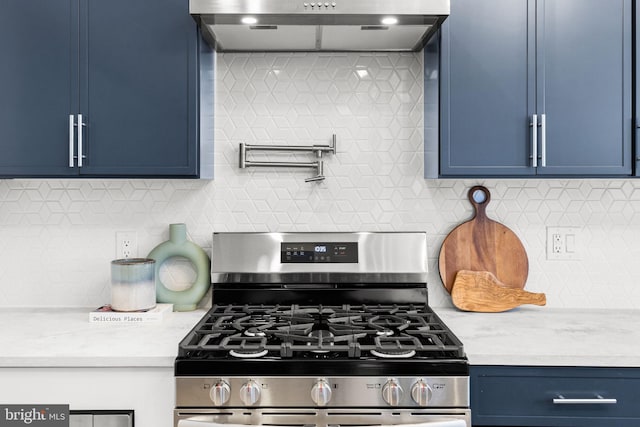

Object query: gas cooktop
[179,303,463,359]
[176,302,467,377]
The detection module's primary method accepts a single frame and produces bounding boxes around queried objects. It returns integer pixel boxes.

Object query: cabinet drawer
[471,366,640,426]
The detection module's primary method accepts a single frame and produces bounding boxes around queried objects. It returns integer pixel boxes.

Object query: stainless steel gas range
[174,232,470,427]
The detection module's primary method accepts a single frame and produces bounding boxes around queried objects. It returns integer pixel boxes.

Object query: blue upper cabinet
[0,0,79,176]
[0,0,200,178]
[440,0,534,176]
[636,2,640,176]
[78,0,199,177]
[439,0,632,177]
[537,0,631,175]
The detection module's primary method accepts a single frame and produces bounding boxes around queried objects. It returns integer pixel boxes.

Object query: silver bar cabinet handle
[77,114,84,167]
[531,114,538,168]
[540,113,546,167]
[553,395,617,405]
[239,142,246,168]
[69,115,75,167]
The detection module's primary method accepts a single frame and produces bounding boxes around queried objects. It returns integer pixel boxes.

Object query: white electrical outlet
[116,231,138,259]
[552,233,563,254]
[546,227,580,260]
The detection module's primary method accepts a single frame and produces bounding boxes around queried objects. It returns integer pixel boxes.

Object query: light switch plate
[546,226,580,260]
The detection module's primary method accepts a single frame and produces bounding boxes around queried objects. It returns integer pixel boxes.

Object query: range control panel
[281,242,358,263]
[176,376,469,408]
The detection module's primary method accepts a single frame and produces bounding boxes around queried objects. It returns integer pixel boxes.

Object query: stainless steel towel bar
[239,134,336,182]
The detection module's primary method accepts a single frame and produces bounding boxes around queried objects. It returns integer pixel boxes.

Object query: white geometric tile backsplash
[0,51,639,309]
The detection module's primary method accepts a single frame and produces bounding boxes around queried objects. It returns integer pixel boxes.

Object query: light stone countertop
[1,307,639,368]
[434,306,640,367]
[0,307,206,367]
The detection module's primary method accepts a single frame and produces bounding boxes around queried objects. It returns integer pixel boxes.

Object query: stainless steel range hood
[190,0,449,52]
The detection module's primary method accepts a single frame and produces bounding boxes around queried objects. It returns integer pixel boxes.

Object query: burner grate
[178,304,464,360]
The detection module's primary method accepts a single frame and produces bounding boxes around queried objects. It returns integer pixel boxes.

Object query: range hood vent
[190,0,449,52]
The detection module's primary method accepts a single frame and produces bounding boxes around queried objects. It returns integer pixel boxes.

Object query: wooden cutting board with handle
[438,186,529,293]
[451,270,546,312]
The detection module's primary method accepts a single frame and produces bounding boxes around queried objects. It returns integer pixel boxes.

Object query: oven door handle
[375,423,466,427]
[178,420,467,427]
[179,423,294,427]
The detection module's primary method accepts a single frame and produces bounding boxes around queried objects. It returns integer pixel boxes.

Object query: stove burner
[244,327,267,337]
[368,315,410,333]
[229,349,269,358]
[370,335,422,359]
[307,329,334,353]
[370,349,416,359]
[375,328,394,337]
[221,335,268,359]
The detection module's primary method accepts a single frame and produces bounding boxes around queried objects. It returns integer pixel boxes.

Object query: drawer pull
[553,395,617,405]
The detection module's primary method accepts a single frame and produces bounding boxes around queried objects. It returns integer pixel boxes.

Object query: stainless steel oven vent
[190,0,449,52]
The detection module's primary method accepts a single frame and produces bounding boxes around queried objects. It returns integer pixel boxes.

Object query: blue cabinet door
[636,1,640,176]
[0,0,79,176]
[471,366,640,426]
[536,0,631,175]
[78,0,199,177]
[439,0,631,177]
[440,0,535,176]
[0,0,200,178]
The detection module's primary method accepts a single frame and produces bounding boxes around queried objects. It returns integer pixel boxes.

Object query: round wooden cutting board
[438,186,529,294]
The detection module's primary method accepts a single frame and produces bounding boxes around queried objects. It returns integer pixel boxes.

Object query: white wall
[0,51,639,309]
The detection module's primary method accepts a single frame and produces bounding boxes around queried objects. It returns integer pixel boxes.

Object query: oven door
[175,409,471,427]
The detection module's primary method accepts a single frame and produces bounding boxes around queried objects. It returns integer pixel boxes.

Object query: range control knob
[239,380,262,406]
[382,379,403,406]
[411,380,433,406]
[311,379,332,406]
[209,380,231,406]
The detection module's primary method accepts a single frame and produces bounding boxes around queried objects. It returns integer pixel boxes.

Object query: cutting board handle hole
[469,186,490,205]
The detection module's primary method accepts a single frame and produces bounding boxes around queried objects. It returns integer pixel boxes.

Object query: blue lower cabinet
[0,0,200,178]
[471,366,640,426]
